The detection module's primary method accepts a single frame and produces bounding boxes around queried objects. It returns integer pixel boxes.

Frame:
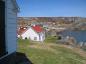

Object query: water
[60,30,86,43]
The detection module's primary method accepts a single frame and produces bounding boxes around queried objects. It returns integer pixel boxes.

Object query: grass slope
[17,39,86,64]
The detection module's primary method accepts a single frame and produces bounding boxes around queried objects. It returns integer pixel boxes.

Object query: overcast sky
[17,0,86,17]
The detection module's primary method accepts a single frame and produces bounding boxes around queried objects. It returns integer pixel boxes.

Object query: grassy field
[17,39,86,64]
[44,36,58,43]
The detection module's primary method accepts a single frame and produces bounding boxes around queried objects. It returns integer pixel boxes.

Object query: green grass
[17,39,86,64]
[44,36,58,43]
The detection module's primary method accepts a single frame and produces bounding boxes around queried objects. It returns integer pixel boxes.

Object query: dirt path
[29,43,58,54]
[29,43,86,58]
[49,43,86,58]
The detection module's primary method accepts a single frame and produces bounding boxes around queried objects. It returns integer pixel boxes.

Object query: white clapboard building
[18,25,45,42]
[0,0,19,63]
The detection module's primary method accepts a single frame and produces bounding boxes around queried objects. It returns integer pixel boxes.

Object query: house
[18,25,45,42]
[0,0,19,63]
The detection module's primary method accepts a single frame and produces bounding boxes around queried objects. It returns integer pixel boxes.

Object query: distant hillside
[17,17,86,27]
[18,17,86,22]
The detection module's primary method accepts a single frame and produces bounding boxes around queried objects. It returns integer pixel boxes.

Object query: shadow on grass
[16,52,33,64]
[0,52,33,64]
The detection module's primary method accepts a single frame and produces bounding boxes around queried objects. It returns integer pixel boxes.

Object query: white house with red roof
[18,25,45,41]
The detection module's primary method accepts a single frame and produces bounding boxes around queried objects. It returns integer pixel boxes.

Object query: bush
[57,36,62,40]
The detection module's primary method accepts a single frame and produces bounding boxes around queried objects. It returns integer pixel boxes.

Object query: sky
[17,0,86,17]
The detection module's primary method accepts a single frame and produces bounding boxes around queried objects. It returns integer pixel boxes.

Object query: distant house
[18,25,45,42]
[0,0,19,63]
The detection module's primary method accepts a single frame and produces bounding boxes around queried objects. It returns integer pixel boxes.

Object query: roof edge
[11,0,20,12]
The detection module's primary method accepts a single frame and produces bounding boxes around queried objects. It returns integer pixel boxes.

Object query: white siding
[21,28,45,41]
[21,28,40,41]
[6,0,17,54]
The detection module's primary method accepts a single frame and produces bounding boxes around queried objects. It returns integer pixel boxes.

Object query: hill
[17,17,86,30]
[17,39,86,64]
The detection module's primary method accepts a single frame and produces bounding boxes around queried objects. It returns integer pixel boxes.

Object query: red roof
[32,25,43,32]
[17,25,43,35]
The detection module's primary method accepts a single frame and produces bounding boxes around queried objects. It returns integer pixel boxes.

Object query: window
[34,37,37,40]
[42,36,44,39]
[39,34,41,40]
